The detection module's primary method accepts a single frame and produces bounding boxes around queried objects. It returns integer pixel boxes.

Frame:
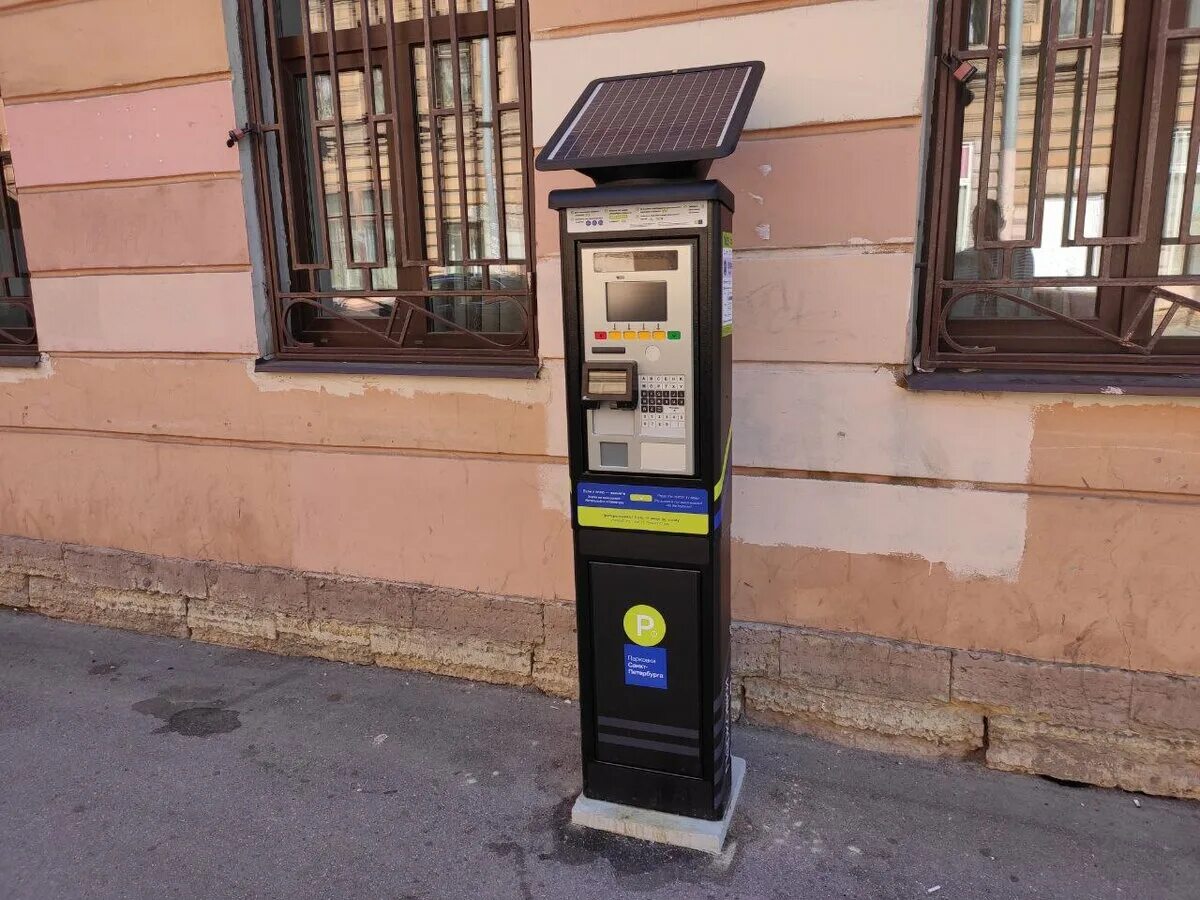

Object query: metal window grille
[0,122,36,357]
[237,0,536,367]
[919,0,1200,374]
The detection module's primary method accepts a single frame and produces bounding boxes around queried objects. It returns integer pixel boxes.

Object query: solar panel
[536,62,765,173]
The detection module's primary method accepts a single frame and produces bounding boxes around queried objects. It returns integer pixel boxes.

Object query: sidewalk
[1,609,1197,900]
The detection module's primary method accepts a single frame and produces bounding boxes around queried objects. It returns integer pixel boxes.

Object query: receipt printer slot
[582,361,637,409]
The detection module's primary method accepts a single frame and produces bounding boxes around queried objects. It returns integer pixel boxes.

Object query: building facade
[1,0,1198,798]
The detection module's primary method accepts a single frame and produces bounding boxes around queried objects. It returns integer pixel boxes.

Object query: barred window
[237,0,535,370]
[0,97,36,360]
[919,0,1200,377]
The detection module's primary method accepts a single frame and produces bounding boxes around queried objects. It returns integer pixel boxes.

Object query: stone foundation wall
[3,534,1198,800]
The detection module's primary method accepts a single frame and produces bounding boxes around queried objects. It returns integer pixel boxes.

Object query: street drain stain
[157,707,241,737]
[133,690,242,738]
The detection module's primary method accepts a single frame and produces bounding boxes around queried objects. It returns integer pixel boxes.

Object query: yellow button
[652,330,667,341]
[638,331,652,340]
[623,330,637,340]
[608,330,621,340]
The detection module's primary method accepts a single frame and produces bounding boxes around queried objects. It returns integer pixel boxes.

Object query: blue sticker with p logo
[624,644,668,690]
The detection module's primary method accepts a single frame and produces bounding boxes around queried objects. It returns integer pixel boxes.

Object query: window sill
[254,357,541,380]
[904,370,1200,397]
[0,355,40,369]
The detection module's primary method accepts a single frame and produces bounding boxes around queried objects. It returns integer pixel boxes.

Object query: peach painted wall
[528,0,793,35]
[0,0,230,100]
[2,0,1199,680]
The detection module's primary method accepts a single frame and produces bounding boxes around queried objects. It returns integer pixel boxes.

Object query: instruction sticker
[721,232,734,336]
[576,482,709,535]
[567,202,708,233]
[624,644,668,690]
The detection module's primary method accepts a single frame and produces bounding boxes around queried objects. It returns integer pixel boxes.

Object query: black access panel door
[537,62,763,822]
[590,563,703,777]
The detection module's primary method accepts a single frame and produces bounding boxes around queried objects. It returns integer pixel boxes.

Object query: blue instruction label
[577,482,709,535]
[624,644,668,690]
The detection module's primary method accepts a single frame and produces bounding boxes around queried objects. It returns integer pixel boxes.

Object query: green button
[667,330,682,340]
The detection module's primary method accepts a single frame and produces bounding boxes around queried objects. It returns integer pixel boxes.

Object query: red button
[594,331,607,339]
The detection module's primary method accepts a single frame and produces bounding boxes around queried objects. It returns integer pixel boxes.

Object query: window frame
[237,0,538,373]
[916,0,1200,377]
[0,122,38,362]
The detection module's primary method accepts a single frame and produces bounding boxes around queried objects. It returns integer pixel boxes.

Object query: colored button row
[594,330,682,341]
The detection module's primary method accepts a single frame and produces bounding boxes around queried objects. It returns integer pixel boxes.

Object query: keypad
[639,374,687,437]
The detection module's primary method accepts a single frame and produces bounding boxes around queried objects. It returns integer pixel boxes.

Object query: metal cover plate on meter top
[536,62,765,171]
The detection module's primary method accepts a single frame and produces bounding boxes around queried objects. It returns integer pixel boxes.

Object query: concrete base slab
[569,757,746,854]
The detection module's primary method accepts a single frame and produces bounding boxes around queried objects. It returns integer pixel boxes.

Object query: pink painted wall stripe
[5,81,239,187]
[20,178,250,271]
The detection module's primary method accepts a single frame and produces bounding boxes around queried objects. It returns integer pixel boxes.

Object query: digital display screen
[606,282,668,322]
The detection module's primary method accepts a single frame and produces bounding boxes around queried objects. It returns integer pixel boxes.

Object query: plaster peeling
[536,464,571,519]
[542,359,570,459]
[755,224,771,241]
[247,358,549,403]
[748,192,765,205]
[734,364,1037,485]
[843,235,918,247]
[758,164,773,177]
[733,245,910,262]
[1032,392,1200,410]
[733,476,1028,581]
[0,355,53,384]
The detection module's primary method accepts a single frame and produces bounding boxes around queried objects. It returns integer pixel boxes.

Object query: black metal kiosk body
[537,62,763,822]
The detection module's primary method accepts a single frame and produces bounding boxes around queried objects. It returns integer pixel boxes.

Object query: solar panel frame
[535,61,765,172]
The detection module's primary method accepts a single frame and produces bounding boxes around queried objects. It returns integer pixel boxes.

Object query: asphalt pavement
[2,609,1197,900]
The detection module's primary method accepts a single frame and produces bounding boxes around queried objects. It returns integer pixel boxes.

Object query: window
[918,0,1200,376]
[0,97,36,359]
[237,0,535,369]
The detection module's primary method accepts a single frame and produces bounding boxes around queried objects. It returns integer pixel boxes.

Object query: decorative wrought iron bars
[920,0,1200,374]
[237,0,536,367]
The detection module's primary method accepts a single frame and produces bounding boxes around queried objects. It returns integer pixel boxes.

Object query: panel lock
[226,123,260,148]
[582,361,638,409]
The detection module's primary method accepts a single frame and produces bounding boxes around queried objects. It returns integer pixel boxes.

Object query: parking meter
[537,62,763,822]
